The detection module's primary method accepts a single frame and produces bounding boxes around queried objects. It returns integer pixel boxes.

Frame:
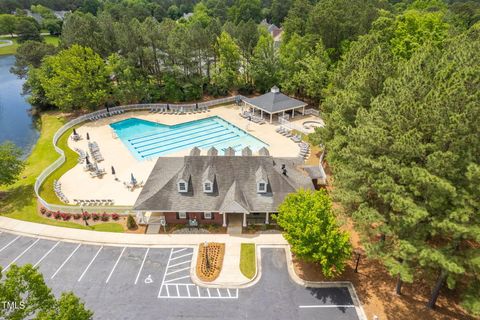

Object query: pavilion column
[265,212,269,224]
[243,213,247,227]
[292,108,295,118]
[261,110,263,119]
[222,212,227,227]
[302,106,305,115]
[270,113,273,124]
[282,111,285,119]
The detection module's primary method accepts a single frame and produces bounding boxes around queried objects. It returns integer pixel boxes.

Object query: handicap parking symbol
[144,275,153,284]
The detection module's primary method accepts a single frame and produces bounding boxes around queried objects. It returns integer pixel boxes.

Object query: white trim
[177,180,188,193]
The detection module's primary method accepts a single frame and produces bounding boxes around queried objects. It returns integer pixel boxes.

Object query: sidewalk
[0,216,288,247]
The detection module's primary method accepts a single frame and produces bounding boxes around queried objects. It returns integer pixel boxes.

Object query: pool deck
[60,104,320,206]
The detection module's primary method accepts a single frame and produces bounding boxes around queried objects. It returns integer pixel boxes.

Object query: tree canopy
[0,142,25,186]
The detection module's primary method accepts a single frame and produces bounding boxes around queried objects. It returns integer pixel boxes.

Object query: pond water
[0,55,39,157]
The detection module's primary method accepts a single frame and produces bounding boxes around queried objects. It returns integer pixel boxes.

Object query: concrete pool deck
[60,104,320,206]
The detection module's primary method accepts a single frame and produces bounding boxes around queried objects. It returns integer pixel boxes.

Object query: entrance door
[227,213,243,235]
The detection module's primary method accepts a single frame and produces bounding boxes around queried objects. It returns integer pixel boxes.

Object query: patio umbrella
[85,156,91,165]
[106,105,110,113]
[73,128,77,135]
[86,132,90,140]
[111,166,116,175]
[130,173,137,185]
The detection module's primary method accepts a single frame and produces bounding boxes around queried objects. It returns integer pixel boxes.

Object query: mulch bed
[196,242,225,282]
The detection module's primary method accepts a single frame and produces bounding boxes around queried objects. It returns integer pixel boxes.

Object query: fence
[35,96,242,213]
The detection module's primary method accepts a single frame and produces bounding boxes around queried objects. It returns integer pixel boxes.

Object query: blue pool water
[110,116,268,159]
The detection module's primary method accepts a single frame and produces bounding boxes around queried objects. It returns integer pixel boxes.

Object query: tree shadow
[0,184,35,215]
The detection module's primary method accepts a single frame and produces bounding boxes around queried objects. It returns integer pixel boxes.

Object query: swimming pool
[110,116,269,159]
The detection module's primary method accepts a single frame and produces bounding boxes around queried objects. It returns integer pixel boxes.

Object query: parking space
[0,232,362,320]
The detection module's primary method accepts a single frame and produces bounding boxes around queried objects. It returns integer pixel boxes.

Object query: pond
[0,55,39,158]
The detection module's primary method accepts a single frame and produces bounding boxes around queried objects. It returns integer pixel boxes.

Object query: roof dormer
[202,165,215,193]
[255,165,268,194]
[177,165,191,193]
[178,179,188,193]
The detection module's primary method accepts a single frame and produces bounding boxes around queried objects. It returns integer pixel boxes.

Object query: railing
[304,108,320,116]
[35,96,243,213]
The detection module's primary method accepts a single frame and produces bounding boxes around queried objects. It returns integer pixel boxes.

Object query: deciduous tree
[0,142,25,186]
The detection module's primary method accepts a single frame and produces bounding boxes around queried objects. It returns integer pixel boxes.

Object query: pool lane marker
[34,241,60,267]
[134,248,150,285]
[105,247,126,283]
[4,238,40,271]
[78,246,103,282]
[51,243,81,279]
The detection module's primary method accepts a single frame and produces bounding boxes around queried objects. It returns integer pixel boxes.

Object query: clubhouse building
[133,147,319,228]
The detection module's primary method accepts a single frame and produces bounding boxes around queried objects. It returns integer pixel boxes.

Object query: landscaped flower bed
[39,207,121,223]
[196,242,225,282]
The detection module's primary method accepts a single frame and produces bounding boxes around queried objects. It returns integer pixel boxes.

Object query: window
[204,212,212,219]
[178,180,187,192]
[204,182,213,193]
[178,211,187,219]
[257,182,267,193]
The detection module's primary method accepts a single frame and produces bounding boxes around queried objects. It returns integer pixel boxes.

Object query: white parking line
[78,246,103,282]
[158,249,174,298]
[4,238,40,271]
[298,305,356,308]
[165,266,190,276]
[34,241,60,268]
[168,260,190,268]
[134,248,149,285]
[186,285,191,297]
[172,248,188,254]
[106,247,126,283]
[51,243,81,279]
[0,235,20,253]
[217,288,221,297]
[164,275,190,283]
[207,288,211,297]
[169,252,192,261]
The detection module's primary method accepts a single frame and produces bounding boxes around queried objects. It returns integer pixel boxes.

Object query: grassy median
[240,243,256,279]
[0,112,123,232]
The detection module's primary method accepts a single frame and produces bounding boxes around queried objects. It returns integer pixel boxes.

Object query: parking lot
[0,231,363,320]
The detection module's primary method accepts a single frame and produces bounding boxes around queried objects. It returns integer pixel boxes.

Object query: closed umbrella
[111,166,116,175]
[85,156,91,165]
[73,128,77,135]
[86,132,90,140]
[130,173,137,185]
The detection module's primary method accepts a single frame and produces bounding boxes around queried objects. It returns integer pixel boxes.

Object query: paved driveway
[0,231,361,320]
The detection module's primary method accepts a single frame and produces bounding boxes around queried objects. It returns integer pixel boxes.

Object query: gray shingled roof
[133,155,313,212]
[244,88,307,114]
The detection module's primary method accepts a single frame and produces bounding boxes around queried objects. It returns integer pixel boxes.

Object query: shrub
[111,213,119,221]
[92,213,99,221]
[82,212,90,220]
[61,213,71,221]
[101,213,109,221]
[40,207,47,215]
[46,211,53,217]
[73,213,82,220]
[127,214,137,230]
[53,211,61,219]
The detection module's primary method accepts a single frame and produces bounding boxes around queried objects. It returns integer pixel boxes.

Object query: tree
[320,24,480,309]
[270,0,292,26]
[281,0,312,42]
[36,45,109,111]
[11,41,57,78]
[227,0,262,24]
[212,31,241,93]
[0,14,17,37]
[127,214,137,229]
[15,17,41,43]
[251,32,278,92]
[0,142,25,186]
[0,264,92,320]
[275,190,352,278]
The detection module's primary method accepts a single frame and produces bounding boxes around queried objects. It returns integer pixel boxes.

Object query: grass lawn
[240,243,256,279]
[0,35,59,56]
[0,112,124,232]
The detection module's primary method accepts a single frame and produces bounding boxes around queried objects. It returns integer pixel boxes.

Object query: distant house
[20,9,69,23]
[260,19,283,46]
[133,147,316,228]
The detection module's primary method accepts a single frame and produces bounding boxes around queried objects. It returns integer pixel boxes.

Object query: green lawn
[0,35,59,56]
[0,112,124,233]
[240,243,256,279]
[39,124,81,204]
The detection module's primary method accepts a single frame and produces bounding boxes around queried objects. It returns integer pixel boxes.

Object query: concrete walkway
[0,216,288,247]
[0,40,13,48]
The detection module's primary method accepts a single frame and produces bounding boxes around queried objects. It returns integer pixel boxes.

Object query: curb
[190,243,263,289]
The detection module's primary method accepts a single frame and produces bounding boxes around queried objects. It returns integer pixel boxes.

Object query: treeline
[311,0,480,316]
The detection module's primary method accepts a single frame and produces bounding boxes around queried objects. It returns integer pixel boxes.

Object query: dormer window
[257,181,267,193]
[204,181,213,193]
[178,179,188,192]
